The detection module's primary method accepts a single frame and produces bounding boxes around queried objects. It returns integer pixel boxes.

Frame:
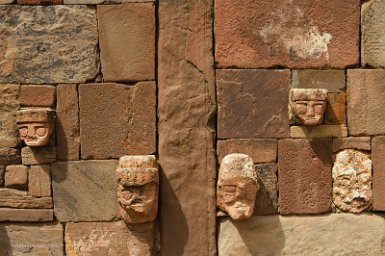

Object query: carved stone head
[116,155,158,224]
[217,153,259,220]
[16,108,55,147]
[290,88,328,126]
[332,149,372,213]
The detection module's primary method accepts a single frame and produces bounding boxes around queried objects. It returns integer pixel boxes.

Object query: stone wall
[0,0,385,255]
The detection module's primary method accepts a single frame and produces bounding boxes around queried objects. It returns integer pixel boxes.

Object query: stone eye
[19,127,28,137]
[36,127,47,137]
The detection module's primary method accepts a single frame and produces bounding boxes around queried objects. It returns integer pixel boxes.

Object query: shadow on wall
[0,224,12,255]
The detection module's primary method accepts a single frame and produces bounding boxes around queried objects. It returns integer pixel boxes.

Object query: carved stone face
[116,155,158,224]
[291,89,327,126]
[16,108,54,147]
[332,149,372,213]
[217,154,259,220]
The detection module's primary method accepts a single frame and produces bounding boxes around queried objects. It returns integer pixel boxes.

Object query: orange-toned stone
[325,92,346,125]
[372,136,385,211]
[4,165,28,190]
[20,85,55,107]
[332,137,371,152]
[28,165,51,197]
[292,70,346,92]
[17,0,61,4]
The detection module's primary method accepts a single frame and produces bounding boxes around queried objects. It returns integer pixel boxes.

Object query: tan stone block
[17,0,61,4]
[4,165,28,190]
[0,196,52,209]
[372,136,385,211]
[65,221,154,255]
[21,146,56,165]
[325,92,346,125]
[0,188,28,197]
[0,208,53,222]
[332,137,371,152]
[290,124,347,138]
[0,147,21,165]
[20,85,55,107]
[292,70,346,92]
[0,0,14,4]
[0,165,3,187]
[215,0,360,68]
[254,163,278,215]
[79,82,156,160]
[0,84,20,148]
[28,165,51,197]
[98,3,155,82]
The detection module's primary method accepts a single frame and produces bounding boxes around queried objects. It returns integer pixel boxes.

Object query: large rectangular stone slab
[0,208,53,222]
[0,84,19,148]
[292,70,346,92]
[290,124,348,138]
[0,6,99,84]
[278,139,332,214]
[217,69,290,139]
[0,223,63,255]
[52,160,118,222]
[79,82,156,160]
[215,0,360,68]
[347,70,385,135]
[372,136,385,211]
[218,214,385,256]
[158,0,217,255]
[65,221,154,255]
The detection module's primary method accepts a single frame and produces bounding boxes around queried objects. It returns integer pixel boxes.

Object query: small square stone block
[20,85,56,107]
[28,165,51,197]
[4,165,28,190]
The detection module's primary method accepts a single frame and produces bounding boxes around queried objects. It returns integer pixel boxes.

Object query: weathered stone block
[217,139,276,164]
[372,136,385,211]
[98,3,155,82]
[0,223,62,255]
[56,84,80,161]
[290,124,347,138]
[20,85,55,108]
[17,0,61,4]
[52,160,119,222]
[0,6,99,84]
[21,146,56,165]
[0,147,21,165]
[0,208,53,222]
[333,137,371,152]
[0,0,14,4]
[0,84,20,148]
[215,0,360,68]
[278,139,332,214]
[65,0,154,3]
[4,165,28,190]
[218,214,385,256]
[217,69,290,139]
[292,70,346,92]
[325,92,346,125]
[254,163,278,215]
[347,70,385,135]
[0,196,52,209]
[79,82,156,160]
[0,165,4,187]
[28,165,51,197]
[65,221,154,255]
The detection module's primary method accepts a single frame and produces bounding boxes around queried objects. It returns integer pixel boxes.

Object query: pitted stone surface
[373,136,385,211]
[0,6,99,84]
[0,84,19,148]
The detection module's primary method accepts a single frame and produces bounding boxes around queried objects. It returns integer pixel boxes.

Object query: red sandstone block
[4,165,28,190]
[372,136,385,211]
[20,85,55,107]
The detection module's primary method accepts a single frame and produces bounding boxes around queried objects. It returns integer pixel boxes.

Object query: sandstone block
[0,223,62,255]
[292,70,346,92]
[325,92,346,125]
[278,139,332,214]
[98,3,155,82]
[17,0,61,4]
[79,82,156,160]
[0,84,20,148]
[28,165,51,197]
[20,85,55,108]
[65,221,154,255]
[0,188,28,197]
[217,69,290,139]
[362,0,385,68]
[218,214,385,256]
[333,137,371,152]
[0,165,4,187]
[290,124,347,138]
[0,208,53,222]
[52,160,119,222]
[56,84,80,161]
[254,163,278,215]
[65,0,154,3]
[215,0,360,68]
[347,70,385,135]
[4,165,28,190]
[0,147,21,165]
[0,196,52,209]
[0,6,99,84]
[372,136,385,211]
[0,0,14,4]
[21,146,56,165]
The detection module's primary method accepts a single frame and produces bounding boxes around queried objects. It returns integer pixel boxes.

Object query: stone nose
[306,105,315,117]
[27,125,36,137]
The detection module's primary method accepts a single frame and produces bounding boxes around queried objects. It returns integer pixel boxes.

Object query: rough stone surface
[4,165,28,190]
[0,208,53,222]
[372,136,385,211]
[362,0,385,68]
[278,139,332,214]
[0,0,14,3]
[347,70,385,135]
[0,165,4,187]
[333,137,371,152]
[0,6,99,84]
[254,163,278,215]
[21,146,56,165]
[0,84,20,148]
[290,124,348,138]
[65,0,154,3]
[217,69,290,139]
[65,221,154,255]
[17,0,62,4]
[0,223,63,254]
[217,139,276,164]
[52,160,119,222]
[98,3,155,82]
[20,85,55,107]
[0,196,52,209]
[215,0,360,68]
[79,82,156,159]
[56,84,80,161]
[158,0,217,255]
[292,70,346,92]
[325,92,346,125]
[0,147,21,165]
[218,214,385,256]
[28,165,51,197]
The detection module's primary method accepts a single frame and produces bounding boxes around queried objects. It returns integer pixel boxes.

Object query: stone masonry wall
[0,0,385,255]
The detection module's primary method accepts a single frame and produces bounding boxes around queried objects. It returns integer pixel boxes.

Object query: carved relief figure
[217,153,259,220]
[116,155,158,224]
[16,108,55,147]
[333,149,372,213]
[290,88,328,126]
